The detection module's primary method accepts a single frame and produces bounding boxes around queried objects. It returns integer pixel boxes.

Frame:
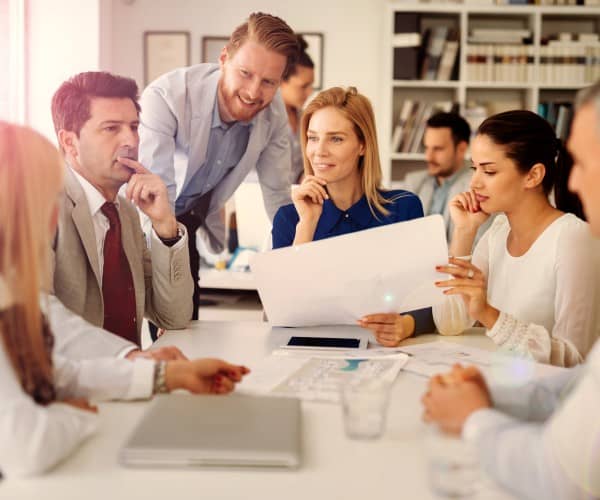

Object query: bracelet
[153,361,169,394]
[158,228,182,247]
[451,254,472,262]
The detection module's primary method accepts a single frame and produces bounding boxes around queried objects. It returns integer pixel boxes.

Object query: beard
[428,162,459,178]
[217,80,268,123]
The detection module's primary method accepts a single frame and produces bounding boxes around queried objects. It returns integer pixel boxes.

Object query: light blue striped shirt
[175,95,253,214]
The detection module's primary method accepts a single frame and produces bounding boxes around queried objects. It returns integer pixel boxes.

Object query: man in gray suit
[51,71,193,352]
[139,12,297,319]
[400,112,490,244]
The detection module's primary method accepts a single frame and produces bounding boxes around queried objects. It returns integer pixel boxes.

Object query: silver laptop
[119,394,301,469]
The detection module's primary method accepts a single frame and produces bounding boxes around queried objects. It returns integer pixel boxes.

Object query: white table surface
[2,321,514,500]
[199,268,256,291]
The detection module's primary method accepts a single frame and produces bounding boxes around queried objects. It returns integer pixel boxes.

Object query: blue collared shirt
[271,189,423,249]
[175,94,253,214]
[428,168,464,240]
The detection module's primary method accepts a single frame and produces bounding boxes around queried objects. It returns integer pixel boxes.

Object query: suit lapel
[64,168,102,286]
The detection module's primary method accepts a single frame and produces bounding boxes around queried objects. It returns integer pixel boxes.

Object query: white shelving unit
[381,2,600,185]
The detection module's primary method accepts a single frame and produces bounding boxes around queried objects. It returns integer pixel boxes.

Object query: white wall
[105,0,386,128]
[27,0,101,140]
[24,0,387,141]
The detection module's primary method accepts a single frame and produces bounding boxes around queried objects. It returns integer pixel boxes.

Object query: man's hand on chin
[119,156,178,239]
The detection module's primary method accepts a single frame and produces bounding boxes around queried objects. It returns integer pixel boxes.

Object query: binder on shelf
[391,99,415,152]
[420,27,450,80]
[436,30,459,81]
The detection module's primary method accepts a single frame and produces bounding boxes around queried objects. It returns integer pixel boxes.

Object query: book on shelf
[391,100,457,153]
[391,99,415,152]
[469,28,531,44]
[420,27,450,80]
[538,101,573,141]
[393,33,421,48]
[466,44,534,83]
[436,31,459,81]
[539,37,600,85]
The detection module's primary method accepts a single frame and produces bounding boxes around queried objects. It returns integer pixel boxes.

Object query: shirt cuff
[151,223,187,250]
[125,359,156,399]
[462,407,518,443]
[117,346,139,359]
[486,311,517,346]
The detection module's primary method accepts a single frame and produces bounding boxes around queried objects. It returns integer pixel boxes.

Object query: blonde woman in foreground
[0,122,249,477]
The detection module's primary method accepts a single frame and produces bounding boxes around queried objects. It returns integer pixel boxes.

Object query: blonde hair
[300,86,391,216]
[0,122,64,402]
[226,12,299,79]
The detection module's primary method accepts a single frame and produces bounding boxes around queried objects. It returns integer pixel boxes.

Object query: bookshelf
[381,2,600,186]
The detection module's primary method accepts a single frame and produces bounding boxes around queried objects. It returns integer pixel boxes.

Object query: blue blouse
[272,189,424,249]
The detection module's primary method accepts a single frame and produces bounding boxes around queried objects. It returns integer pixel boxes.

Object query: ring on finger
[467,269,474,279]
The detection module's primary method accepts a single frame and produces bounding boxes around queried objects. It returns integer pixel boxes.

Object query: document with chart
[251,215,448,327]
[239,353,408,403]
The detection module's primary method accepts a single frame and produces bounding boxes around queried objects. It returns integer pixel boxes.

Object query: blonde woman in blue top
[272,86,431,344]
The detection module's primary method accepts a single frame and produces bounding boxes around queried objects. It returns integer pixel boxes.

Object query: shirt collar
[433,166,465,190]
[211,86,257,130]
[69,166,119,217]
[318,194,374,234]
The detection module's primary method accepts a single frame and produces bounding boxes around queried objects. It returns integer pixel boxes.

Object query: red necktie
[101,202,138,345]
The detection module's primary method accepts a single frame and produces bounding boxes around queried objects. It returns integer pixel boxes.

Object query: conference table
[2,321,516,500]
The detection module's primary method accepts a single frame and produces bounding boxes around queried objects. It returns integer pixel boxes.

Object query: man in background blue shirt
[400,112,491,243]
[139,13,299,326]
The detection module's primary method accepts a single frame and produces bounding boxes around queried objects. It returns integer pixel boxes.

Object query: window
[1,0,26,122]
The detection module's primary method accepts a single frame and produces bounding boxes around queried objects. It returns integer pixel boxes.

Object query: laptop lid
[119,394,301,469]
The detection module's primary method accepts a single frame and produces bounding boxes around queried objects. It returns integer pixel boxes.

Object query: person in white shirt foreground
[433,109,600,367]
[422,82,600,500]
[0,122,249,478]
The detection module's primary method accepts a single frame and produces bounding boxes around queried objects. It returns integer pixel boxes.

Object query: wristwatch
[153,360,169,394]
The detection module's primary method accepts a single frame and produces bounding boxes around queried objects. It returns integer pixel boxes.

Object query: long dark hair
[477,110,584,220]
[284,34,314,81]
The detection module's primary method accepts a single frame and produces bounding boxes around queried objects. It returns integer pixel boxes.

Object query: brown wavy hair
[226,12,299,79]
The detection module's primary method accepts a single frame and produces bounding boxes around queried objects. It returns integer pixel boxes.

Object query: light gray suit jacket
[139,64,292,252]
[51,168,194,345]
[399,166,493,245]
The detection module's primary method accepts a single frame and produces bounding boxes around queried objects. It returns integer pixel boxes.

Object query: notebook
[119,393,301,468]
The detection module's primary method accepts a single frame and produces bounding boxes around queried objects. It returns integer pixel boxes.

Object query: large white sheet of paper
[251,214,448,326]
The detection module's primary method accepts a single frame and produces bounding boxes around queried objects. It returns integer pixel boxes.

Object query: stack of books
[391,100,459,153]
[393,13,460,81]
[466,29,534,82]
[539,33,600,85]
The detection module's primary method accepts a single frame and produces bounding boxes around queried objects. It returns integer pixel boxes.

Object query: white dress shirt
[0,291,155,477]
[70,168,185,282]
[433,213,600,366]
[463,339,600,499]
